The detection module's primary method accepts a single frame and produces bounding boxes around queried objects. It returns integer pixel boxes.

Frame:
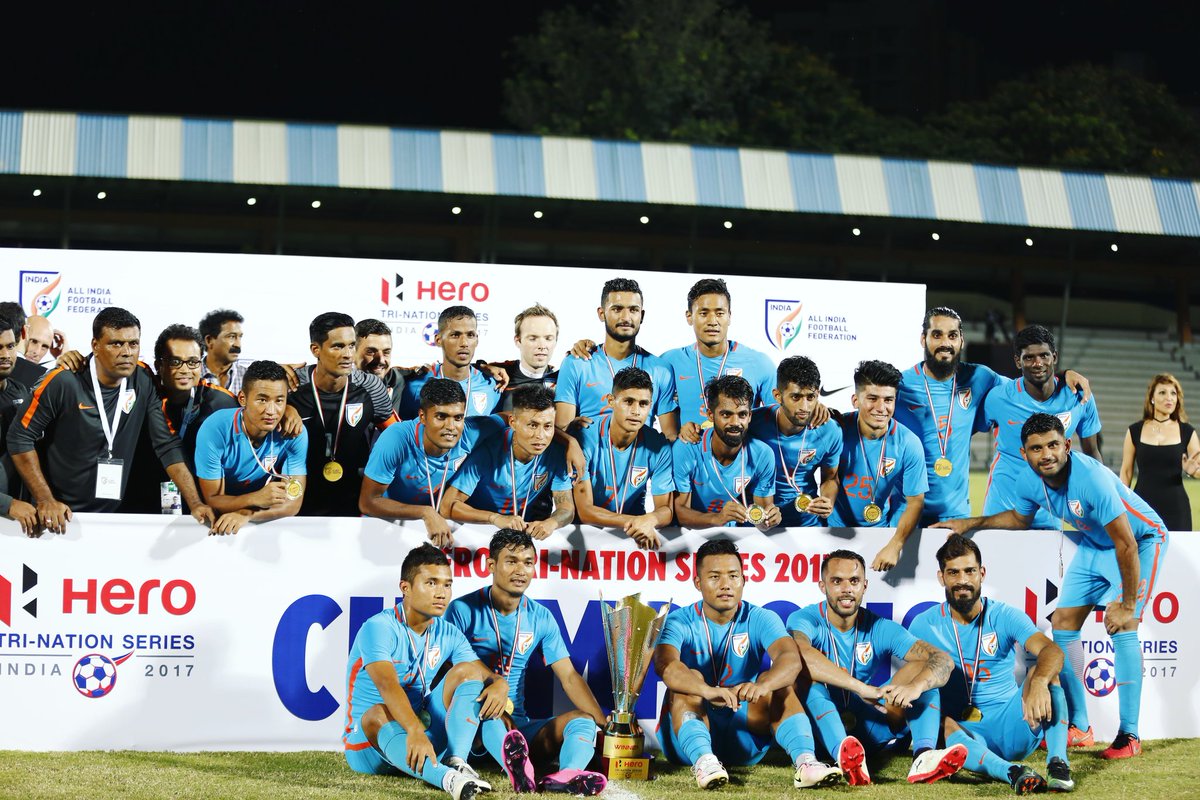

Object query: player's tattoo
[911,639,953,688]
[550,490,574,527]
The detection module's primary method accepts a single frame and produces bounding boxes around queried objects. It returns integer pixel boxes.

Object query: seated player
[573,367,674,549]
[788,549,965,786]
[446,529,608,795]
[749,356,842,527]
[829,360,927,571]
[400,306,504,420]
[672,375,780,530]
[343,543,507,800]
[360,379,505,546]
[440,385,574,540]
[936,413,1168,760]
[193,360,309,532]
[908,535,1072,794]
[654,538,841,790]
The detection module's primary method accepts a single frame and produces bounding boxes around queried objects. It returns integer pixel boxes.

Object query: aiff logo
[764,299,803,351]
[19,271,62,318]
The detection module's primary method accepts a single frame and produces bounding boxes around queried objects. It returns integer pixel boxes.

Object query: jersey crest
[725,368,743,378]
[472,392,490,414]
[1069,499,1084,518]
[957,388,972,410]
[732,632,750,657]
[800,448,817,465]
[733,476,751,495]
[516,631,535,655]
[427,645,441,669]
[1056,411,1073,429]
[630,466,648,488]
[982,632,998,657]
[533,472,548,492]
[882,457,896,476]
[122,390,137,413]
[855,641,873,666]
[345,402,364,427]
[262,455,278,473]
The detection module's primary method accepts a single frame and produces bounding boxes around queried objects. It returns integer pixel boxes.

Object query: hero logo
[61,578,196,616]
[0,564,39,627]
[381,274,489,306]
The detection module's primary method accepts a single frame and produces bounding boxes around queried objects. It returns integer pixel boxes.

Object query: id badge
[96,458,125,500]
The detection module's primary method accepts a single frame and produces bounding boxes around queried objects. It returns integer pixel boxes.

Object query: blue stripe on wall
[493,134,546,197]
[692,146,745,208]
[287,124,338,187]
[882,159,936,219]
[1062,172,1116,231]
[0,110,21,174]
[1151,178,1200,237]
[593,140,646,203]
[391,129,442,192]
[182,119,234,182]
[787,153,841,214]
[974,165,1026,226]
[75,114,128,177]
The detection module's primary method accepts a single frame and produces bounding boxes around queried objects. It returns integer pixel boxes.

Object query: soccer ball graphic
[1084,657,1116,697]
[422,322,439,347]
[778,320,797,342]
[34,294,54,314]
[73,653,118,698]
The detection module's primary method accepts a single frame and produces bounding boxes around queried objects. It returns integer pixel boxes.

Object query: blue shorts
[512,715,555,743]
[344,688,453,774]
[1059,537,1169,619]
[960,693,1039,762]
[659,701,771,766]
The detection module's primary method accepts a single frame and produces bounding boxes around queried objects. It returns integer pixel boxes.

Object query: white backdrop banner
[0,517,1192,751]
[0,248,925,404]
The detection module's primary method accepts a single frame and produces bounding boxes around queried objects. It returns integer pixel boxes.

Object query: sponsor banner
[0,249,923,404]
[0,516,1193,751]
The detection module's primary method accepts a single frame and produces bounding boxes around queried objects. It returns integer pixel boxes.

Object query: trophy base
[601,732,652,780]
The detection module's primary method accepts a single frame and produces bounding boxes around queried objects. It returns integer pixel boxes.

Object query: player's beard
[945,584,980,616]
[605,322,637,344]
[716,426,745,449]
[924,346,960,380]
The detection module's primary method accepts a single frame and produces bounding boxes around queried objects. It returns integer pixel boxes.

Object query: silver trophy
[599,593,668,779]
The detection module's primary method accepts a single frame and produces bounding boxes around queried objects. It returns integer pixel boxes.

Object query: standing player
[496,304,560,412]
[360,379,505,545]
[829,361,927,572]
[661,279,775,429]
[935,413,1168,760]
[554,279,679,439]
[446,529,608,796]
[983,325,1101,529]
[655,538,841,789]
[0,317,37,536]
[400,306,503,420]
[788,549,965,786]
[672,375,780,530]
[908,535,1072,794]
[0,302,47,387]
[573,367,674,548]
[199,308,250,393]
[355,318,405,415]
[343,543,506,800]
[749,356,842,528]
[440,385,574,540]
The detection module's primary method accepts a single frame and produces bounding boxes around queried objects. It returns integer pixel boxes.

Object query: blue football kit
[829,415,927,527]
[555,345,678,422]
[749,406,842,527]
[364,415,505,505]
[577,414,674,514]
[194,408,309,493]
[399,363,503,420]
[660,342,775,428]
[449,429,573,518]
[671,430,775,525]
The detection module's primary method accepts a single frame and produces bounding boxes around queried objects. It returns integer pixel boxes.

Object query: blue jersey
[399,363,503,420]
[1012,451,1167,547]
[555,345,678,422]
[658,601,788,687]
[830,415,927,527]
[449,428,573,517]
[787,603,919,693]
[660,342,775,428]
[894,362,1004,520]
[194,408,309,493]
[908,599,1037,714]
[577,414,675,513]
[343,605,478,746]
[363,415,505,505]
[672,430,775,525]
[444,589,571,719]
[748,406,842,527]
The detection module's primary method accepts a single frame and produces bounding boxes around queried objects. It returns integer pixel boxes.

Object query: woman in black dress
[1119,373,1200,530]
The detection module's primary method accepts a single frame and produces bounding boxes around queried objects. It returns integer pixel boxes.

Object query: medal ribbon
[396,605,431,697]
[856,420,889,509]
[693,344,731,417]
[700,428,749,508]
[89,358,128,458]
[697,602,738,686]
[435,362,474,408]
[310,367,349,461]
[507,430,543,520]
[774,407,811,496]
[920,370,956,462]
[600,345,638,379]
[602,414,640,514]
[177,387,198,442]
[486,588,524,678]
[1041,479,1069,577]
[240,409,286,480]
[949,597,987,709]
[419,422,451,510]
[823,601,860,709]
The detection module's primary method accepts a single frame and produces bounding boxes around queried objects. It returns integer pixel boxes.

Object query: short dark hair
[922,306,962,335]
[309,311,355,345]
[853,360,901,392]
[777,356,821,392]
[154,324,204,365]
[512,384,555,413]
[0,314,17,341]
[420,377,467,410]
[696,538,740,571]
[241,360,288,393]
[612,366,653,396]
[489,528,536,557]
[355,318,392,339]
[1020,412,1065,444]
[705,374,754,412]
[401,542,449,584]
[936,534,982,570]
[0,302,25,334]
[687,278,731,312]
[601,278,643,307]
[198,309,243,341]
[438,305,475,332]
[821,549,866,576]
[93,306,141,340]
[1013,324,1055,357]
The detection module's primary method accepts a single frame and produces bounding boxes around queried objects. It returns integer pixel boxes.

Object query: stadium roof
[3,109,1199,238]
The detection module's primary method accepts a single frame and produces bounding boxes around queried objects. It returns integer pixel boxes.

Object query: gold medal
[418,708,432,729]
[863,503,882,524]
[794,494,813,513]
[840,711,857,730]
[747,504,766,524]
[700,419,714,430]
[961,705,983,722]
[934,457,953,477]
[322,460,344,482]
[285,479,303,500]
[505,698,515,715]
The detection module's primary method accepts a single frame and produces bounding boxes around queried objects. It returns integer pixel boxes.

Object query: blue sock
[676,716,713,765]
[559,716,599,770]
[775,712,816,765]
[948,728,1013,783]
[804,682,848,759]
[1052,630,1090,730]
[905,688,940,754]
[1044,684,1069,763]
[1112,630,1142,737]
[377,720,451,788]
[480,717,508,773]
[444,680,485,758]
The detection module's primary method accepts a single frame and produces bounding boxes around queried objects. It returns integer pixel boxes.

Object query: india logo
[764,300,804,352]
[20,270,62,318]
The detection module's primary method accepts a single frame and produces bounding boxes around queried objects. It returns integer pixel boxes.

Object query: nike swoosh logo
[14,399,24,405]
[301,416,313,421]
[1007,420,1022,425]
[78,403,95,410]
[471,636,489,642]
[907,404,923,411]
[679,375,692,380]
[585,382,600,388]
[820,385,849,397]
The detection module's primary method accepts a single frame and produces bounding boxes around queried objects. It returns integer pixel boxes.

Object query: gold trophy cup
[599,593,668,780]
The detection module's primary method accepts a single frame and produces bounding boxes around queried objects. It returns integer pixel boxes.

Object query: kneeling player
[789,549,965,785]
[343,544,509,800]
[446,529,608,795]
[909,535,1073,794]
[654,539,840,790]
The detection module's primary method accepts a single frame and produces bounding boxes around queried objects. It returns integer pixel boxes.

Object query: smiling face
[1017,342,1057,387]
[694,552,745,616]
[419,402,466,453]
[709,392,751,449]
[1021,428,1071,479]
[820,557,868,621]
[488,544,536,599]
[160,338,204,394]
[852,383,896,437]
[356,333,392,376]
[921,315,963,379]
